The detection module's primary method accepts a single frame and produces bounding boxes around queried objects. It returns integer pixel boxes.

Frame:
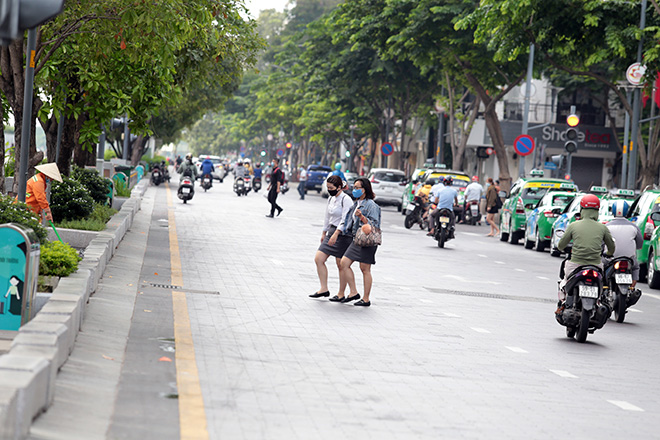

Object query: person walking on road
[298,165,307,200]
[310,176,354,299]
[329,177,381,307]
[266,158,284,218]
[485,178,501,237]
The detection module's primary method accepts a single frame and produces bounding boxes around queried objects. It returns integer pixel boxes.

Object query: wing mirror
[574,212,581,220]
[524,203,536,210]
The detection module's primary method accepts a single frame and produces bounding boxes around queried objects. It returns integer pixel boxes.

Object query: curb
[0,179,149,440]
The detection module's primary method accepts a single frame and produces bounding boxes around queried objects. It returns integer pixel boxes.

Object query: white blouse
[323,192,353,232]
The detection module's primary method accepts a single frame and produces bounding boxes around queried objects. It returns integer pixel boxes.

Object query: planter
[47,228,99,249]
[112,196,128,211]
[37,275,60,293]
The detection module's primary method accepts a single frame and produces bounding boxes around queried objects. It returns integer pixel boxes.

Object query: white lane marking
[471,327,491,334]
[271,259,284,266]
[537,276,550,280]
[419,299,433,303]
[644,292,660,301]
[478,254,488,258]
[515,268,526,272]
[627,307,643,313]
[505,346,528,354]
[550,369,578,378]
[494,261,506,265]
[461,232,481,237]
[444,312,460,317]
[607,400,644,412]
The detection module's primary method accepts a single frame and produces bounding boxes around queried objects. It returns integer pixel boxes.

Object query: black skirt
[318,226,353,258]
[343,241,377,265]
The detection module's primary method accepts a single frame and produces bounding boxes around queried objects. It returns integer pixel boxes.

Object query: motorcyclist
[244,158,254,176]
[200,156,214,186]
[254,163,263,179]
[177,153,198,180]
[427,177,458,237]
[414,178,435,222]
[604,200,643,290]
[234,161,247,178]
[331,163,346,181]
[557,194,615,308]
[464,176,483,218]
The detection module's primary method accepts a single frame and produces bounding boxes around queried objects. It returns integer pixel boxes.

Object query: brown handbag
[354,226,382,247]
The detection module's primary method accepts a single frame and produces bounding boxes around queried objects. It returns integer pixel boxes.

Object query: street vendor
[22,163,63,222]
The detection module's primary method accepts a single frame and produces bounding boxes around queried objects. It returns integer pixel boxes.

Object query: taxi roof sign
[613,189,635,198]
[589,186,608,194]
[560,183,577,190]
[530,169,544,177]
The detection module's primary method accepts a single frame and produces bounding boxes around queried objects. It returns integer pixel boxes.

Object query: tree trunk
[0,122,4,194]
[483,107,512,192]
[53,116,77,177]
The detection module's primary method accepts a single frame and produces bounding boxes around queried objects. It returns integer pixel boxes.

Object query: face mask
[352,188,364,198]
[328,188,339,197]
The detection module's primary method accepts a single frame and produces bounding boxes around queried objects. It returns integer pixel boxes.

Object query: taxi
[499,171,578,245]
[598,189,636,224]
[523,191,575,252]
[627,189,660,280]
[417,168,471,205]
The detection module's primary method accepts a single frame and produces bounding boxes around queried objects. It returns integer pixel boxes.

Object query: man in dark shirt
[266,158,284,217]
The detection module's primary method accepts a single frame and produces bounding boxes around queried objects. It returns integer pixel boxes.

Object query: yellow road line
[166,184,209,440]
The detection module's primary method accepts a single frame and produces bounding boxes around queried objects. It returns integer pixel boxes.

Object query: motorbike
[177,176,195,204]
[234,176,251,196]
[151,167,162,186]
[432,208,455,248]
[464,200,481,225]
[404,196,428,230]
[201,174,213,192]
[556,259,611,343]
[252,176,262,192]
[160,161,171,182]
[603,256,641,323]
[280,179,289,194]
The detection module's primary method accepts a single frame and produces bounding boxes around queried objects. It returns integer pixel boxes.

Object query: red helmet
[471,175,478,182]
[580,194,600,209]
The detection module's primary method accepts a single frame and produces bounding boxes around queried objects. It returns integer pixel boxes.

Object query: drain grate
[424,287,555,304]
[151,283,181,290]
[146,283,220,295]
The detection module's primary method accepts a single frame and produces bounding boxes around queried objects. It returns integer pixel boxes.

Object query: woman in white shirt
[310,175,355,299]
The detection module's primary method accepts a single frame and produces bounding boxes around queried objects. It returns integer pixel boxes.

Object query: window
[375,172,405,183]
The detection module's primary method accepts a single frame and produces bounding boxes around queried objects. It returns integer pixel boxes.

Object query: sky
[245,0,289,17]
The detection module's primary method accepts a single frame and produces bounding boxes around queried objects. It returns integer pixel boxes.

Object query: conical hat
[35,163,63,182]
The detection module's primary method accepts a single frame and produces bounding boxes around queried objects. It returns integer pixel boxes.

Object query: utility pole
[519,43,535,178]
[627,0,647,190]
[16,28,37,202]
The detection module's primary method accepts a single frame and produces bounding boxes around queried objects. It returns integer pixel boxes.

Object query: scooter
[432,208,455,248]
[160,161,171,182]
[404,196,428,230]
[177,176,195,203]
[603,256,641,323]
[464,200,481,225]
[201,174,213,192]
[234,177,250,196]
[151,167,162,186]
[280,179,289,194]
[556,259,611,343]
[252,176,262,192]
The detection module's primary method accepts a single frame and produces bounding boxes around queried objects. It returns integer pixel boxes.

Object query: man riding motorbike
[427,177,458,237]
[463,176,484,222]
[200,156,214,186]
[557,194,615,311]
[177,153,198,180]
[605,200,643,290]
[234,161,247,179]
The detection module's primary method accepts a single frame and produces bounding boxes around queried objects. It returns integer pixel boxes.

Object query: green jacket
[558,208,615,265]
[177,161,198,178]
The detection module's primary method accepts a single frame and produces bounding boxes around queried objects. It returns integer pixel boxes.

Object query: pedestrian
[20,163,63,224]
[485,177,501,237]
[310,176,354,299]
[329,177,381,307]
[266,158,284,218]
[298,165,307,200]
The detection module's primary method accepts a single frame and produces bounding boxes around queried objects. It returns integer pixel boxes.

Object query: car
[305,165,332,193]
[627,188,660,280]
[367,168,407,208]
[500,177,578,245]
[401,167,431,214]
[646,211,660,288]
[196,155,226,181]
[415,168,471,211]
[523,191,575,252]
[598,189,636,224]
[321,172,358,197]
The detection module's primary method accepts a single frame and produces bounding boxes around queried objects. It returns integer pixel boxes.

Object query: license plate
[182,188,190,194]
[470,205,479,214]
[439,216,450,222]
[406,206,415,213]
[579,285,599,298]
[615,273,633,284]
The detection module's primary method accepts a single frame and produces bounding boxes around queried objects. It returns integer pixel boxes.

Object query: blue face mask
[352,188,364,198]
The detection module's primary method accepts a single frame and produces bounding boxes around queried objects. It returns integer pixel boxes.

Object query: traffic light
[285,142,292,149]
[0,0,64,45]
[345,150,351,158]
[260,150,266,157]
[564,112,579,154]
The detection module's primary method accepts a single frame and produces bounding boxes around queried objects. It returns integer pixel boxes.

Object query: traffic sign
[381,142,394,156]
[626,62,646,86]
[513,134,534,157]
[240,146,246,152]
[544,161,557,170]
[276,149,284,157]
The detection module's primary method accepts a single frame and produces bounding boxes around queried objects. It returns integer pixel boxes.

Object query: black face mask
[328,188,339,196]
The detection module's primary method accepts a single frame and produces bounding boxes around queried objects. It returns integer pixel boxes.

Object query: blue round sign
[513,134,534,157]
[276,149,285,157]
[381,142,394,156]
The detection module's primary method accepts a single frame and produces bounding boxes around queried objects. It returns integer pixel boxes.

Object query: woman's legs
[314,251,330,293]
[359,262,373,302]
[339,256,358,297]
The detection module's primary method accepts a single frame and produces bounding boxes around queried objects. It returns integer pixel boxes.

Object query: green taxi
[500,174,578,245]
[523,191,575,252]
[598,189,636,224]
[627,189,660,280]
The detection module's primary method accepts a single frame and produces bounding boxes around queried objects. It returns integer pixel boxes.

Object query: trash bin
[0,223,40,331]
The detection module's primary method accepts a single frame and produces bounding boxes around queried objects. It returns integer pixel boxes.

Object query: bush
[4,144,14,177]
[56,203,117,231]
[51,177,94,222]
[104,149,117,160]
[0,194,48,243]
[71,167,110,205]
[39,241,81,277]
[141,155,166,170]
[114,178,131,197]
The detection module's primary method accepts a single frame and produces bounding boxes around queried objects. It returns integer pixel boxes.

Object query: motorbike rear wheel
[438,229,446,248]
[614,291,627,323]
[576,309,590,343]
[404,214,415,229]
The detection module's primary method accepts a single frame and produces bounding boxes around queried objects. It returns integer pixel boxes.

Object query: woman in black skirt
[329,177,381,307]
[310,175,355,299]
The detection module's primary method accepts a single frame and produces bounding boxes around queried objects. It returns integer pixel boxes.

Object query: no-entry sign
[513,134,534,157]
[381,142,394,156]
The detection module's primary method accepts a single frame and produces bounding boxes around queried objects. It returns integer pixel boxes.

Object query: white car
[366,168,406,208]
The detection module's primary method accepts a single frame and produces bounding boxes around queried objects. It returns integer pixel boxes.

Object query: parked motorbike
[464,200,481,225]
[234,177,251,196]
[404,196,428,230]
[160,161,171,182]
[151,167,162,186]
[556,260,611,343]
[603,256,641,323]
[201,174,213,192]
[252,176,262,192]
[433,208,455,248]
[177,176,195,204]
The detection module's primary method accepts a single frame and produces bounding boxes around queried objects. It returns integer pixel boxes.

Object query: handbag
[354,225,382,247]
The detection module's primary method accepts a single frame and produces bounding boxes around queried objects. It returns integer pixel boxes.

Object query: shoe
[309,291,330,298]
[329,295,345,302]
[342,294,360,303]
[265,214,274,218]
[277,208,283,216]
[354,299,370,307]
